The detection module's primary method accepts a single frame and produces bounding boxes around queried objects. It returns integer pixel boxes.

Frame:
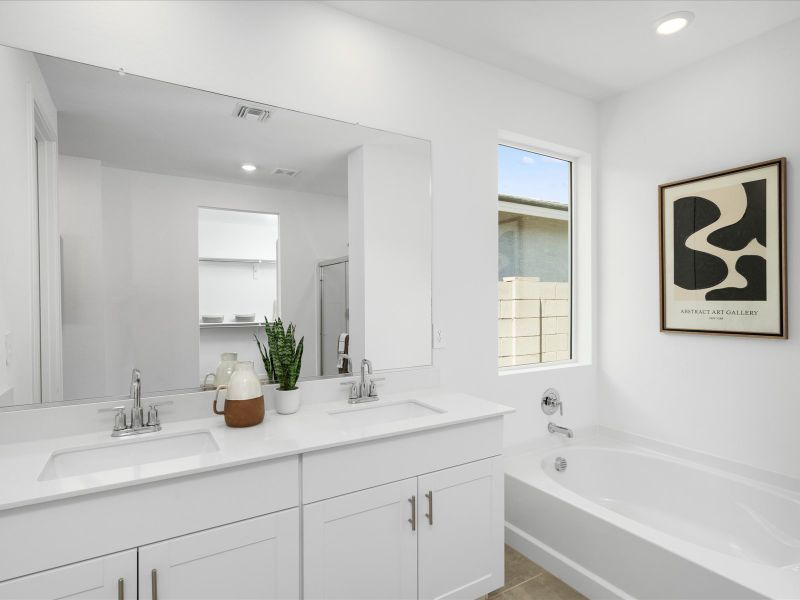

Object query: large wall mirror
[0,45,432,408]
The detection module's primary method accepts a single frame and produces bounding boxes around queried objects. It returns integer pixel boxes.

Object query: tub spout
[548,422,573,438]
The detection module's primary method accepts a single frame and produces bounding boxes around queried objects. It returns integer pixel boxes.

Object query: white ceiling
[326,0,800,100]
[37,54,425,197]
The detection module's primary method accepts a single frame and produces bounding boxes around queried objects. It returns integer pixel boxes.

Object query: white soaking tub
[504,431,800,599]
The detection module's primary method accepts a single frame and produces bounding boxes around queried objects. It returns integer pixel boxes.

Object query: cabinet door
[138,509,299,600]
[418,457,503,600]
[0,549,136,600]
[304,478,418,600]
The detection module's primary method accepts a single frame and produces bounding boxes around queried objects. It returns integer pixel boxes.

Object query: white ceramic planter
[275,388,301,415]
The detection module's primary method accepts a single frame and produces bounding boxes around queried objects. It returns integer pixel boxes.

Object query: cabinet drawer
[0,549,136,600]
[303,417,502,503]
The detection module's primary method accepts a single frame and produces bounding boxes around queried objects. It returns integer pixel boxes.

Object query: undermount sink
[328,400,444,428]
[38,430,220,481]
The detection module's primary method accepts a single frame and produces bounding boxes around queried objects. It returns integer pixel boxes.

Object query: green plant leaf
[258,317,304,390]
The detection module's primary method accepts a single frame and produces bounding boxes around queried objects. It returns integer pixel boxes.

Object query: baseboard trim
[504,522,633,600]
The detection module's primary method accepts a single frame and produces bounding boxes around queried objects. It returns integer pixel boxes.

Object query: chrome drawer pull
[425,491,433,525]
[117,578,124,600]
[408,495,416,531]
[151,569,158,600]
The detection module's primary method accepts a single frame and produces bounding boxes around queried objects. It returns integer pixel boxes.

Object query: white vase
[226,361,262,400]
[275,388,301,415]
[203,352,238,389]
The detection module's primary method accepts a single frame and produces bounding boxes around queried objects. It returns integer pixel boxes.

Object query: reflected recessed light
[655,11,694,35]
[241,163,257,172]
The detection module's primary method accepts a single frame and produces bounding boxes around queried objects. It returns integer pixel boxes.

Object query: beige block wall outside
[498,277,570,367]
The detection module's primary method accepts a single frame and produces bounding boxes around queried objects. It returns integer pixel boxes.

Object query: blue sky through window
[498,145,570,204]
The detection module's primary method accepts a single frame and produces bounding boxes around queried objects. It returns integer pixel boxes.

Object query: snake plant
[255,318,304,390]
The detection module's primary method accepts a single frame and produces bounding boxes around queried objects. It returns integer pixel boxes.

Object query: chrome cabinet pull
[151,569,158,600]
[408,495,416,531]
[425,491,433,525]
[117,577,124,600]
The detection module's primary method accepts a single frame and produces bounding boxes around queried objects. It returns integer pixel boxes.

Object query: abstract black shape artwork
[672,196,727,290]
[659,159,786,337]
[706,255,767,301]
[707,179,767,251]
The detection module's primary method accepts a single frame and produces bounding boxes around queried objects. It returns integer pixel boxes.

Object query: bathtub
[504,431,800,599]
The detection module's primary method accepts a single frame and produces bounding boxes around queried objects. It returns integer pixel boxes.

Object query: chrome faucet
[360,359,374,398]
[130,368,144,429]
[99,369,172,437]
[548,423,574,438]
[340,358,384,404]
[542,388,572,438]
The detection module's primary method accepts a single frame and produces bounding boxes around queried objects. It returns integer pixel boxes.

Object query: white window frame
[497,132,593,374]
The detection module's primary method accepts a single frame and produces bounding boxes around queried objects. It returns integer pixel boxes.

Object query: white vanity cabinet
[0,550,136,600]
[0,399,509,600]
[139,510,300,600]
[302,418,505,600]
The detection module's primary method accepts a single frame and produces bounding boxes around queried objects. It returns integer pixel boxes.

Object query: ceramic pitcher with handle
[213,361,264,427]
[203,352,238,390]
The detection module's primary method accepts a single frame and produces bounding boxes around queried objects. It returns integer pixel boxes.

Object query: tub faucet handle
[541,388,562,416]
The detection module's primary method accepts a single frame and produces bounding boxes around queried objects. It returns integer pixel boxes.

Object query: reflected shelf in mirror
[199,322,266,329]
[198,257,277,264]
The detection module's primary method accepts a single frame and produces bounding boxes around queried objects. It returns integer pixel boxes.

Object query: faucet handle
[99,406,128,431]
[340,380,360,400]
[541,388,562,416]
[146,400,173,427]
[146,404,159,427]
[367,377,385,398]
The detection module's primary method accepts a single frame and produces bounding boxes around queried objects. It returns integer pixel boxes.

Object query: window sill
[498,359,591,376]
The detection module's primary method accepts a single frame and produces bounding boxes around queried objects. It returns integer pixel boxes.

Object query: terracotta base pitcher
[212,361,265,428]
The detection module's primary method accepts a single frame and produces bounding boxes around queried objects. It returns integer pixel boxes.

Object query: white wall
[599,19,800,477]
[0,45,56,406]
[0,1,598,449]
[349,143,432,371]
[58,159,347,399]
[58,156,110,400]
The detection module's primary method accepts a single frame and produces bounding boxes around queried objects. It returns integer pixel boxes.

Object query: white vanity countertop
[0,390,513,511]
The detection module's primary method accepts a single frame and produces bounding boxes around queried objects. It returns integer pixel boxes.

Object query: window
[498,144,572,368]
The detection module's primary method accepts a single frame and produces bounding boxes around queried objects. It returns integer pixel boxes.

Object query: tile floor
[489,545,587,600]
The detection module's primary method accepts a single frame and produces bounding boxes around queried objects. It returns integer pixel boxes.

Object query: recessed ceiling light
[241,163,257,172]
[655,11,694,36]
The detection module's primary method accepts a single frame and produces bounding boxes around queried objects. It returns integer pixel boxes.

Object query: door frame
[317,256,349,376]
[28,84,62,405]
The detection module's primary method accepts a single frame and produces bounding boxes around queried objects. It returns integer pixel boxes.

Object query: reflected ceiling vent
[233,103,271,122]
[272,167,300,177]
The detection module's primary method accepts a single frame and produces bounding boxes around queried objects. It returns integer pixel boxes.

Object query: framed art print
[659,158,787,337]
